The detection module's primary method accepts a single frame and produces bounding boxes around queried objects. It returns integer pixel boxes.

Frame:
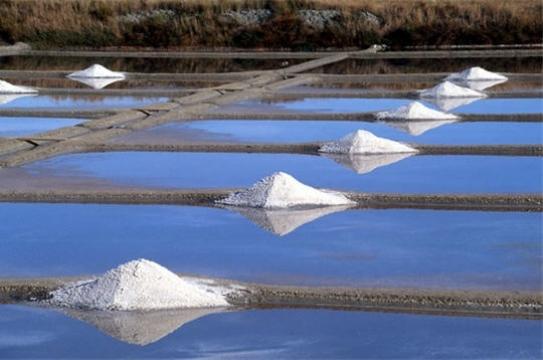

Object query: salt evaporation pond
[246,98,543,114]
[15,152,543,194]
[117,120,543,145]
[0,305,540,358]
[0,117,83,137]
[0,95,168,109]
[0,203,541,290]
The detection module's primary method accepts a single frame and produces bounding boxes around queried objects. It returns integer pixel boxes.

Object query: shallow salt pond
[13,152,542,194]
[242,98,543,114]
[0,95,168,109]
[0,117,83,137]
[0,204,540,290]
[0,305,540,358]
[117,120,543,144]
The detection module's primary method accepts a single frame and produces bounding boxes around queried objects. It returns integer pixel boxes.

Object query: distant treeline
[1,0,541,50]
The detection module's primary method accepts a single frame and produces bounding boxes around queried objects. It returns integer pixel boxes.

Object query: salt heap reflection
[63,307,226,346]
[322,152,413,175]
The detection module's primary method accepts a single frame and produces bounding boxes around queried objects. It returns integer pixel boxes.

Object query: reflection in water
[0,94,36,105]
[384,119,458,136]
[456,79,508,92]
[63,307,226,346]
[322,153,413,174]
[424,97,481,112]
[224,205,353,236]
[68,77,124,90]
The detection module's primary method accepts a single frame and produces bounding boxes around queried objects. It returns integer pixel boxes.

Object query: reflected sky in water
[0,204,540,290]
[0,117,83,137]
[22,152,543,194]
[0,95,168,109]
[143,119,543,144]
[0,305,540,358]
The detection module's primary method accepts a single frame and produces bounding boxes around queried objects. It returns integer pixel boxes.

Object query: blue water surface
[23,152,543,194]
[0,204,540,290]
[0,117,83,137]
[0,305,540,359]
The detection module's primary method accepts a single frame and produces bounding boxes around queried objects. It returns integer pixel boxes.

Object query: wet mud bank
[0,277,540,320]
[0,189,540,212]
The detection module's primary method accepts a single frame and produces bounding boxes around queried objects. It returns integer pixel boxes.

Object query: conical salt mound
[458,79,507,91]
[49,259,231,311]
[446,67,508,81]
[68,64,125,79]
[217,172,354,209]
[0,79,37,94]
[319,130,417,154]
[376,101,459,120]
[420,81,486,98]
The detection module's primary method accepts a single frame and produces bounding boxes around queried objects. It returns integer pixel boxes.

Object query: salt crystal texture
[446,67,508,81]
[217,172,354,208]
[0,80,37,94]
[68,64,125,79]
[420,81,486,98]
[49,259,231,310]
[319,130,417,154]
[376,101,458,120]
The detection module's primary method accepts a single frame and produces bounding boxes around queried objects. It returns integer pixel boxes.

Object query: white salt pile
[446,67,508,81]
[49,259,232,311]
[319,130,417,154]
[217,172,354,208]
[376,101,459,120]
[0,79,37,94]
[68,64,125,79]
[458,79,507,91]
[419,81,486,98]
[425,96,480,112]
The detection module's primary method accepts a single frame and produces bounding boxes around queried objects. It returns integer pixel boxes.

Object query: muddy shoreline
[0,276,540,320]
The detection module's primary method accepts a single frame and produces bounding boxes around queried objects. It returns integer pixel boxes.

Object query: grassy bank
[0,0,541,50]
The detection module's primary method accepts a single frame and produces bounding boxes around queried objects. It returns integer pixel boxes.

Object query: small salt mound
[217,172,354,208]
[71,77,123,90]
[376,101,458,120]
[0,80,37,94]
[420,81,486,98]
[446,67,508,81]
[49,259,231,311]
[68,64,125,79]
[319,130,417,154]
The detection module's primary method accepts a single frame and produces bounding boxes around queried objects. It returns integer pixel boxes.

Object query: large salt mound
[49,259,231,311]
[376,101,458,120]
[68,64,125,79]
[419,81,486,98]
[217,172,354,208]
[319,130,417,154]
[446,67,508,81]
[0,80,37,94]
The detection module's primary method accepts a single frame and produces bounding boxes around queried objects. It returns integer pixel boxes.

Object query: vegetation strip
[0,190,540,212]
[0,277,540,319]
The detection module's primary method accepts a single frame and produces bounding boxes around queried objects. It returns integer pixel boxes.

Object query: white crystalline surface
[319,130,417,154]
[420,81,487,98]
[0,80,37,94]
[376,101,459,120]
[217,172,354,208]
[446,67,508,81]
[49,259,231,311]
[68,64,125,79]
